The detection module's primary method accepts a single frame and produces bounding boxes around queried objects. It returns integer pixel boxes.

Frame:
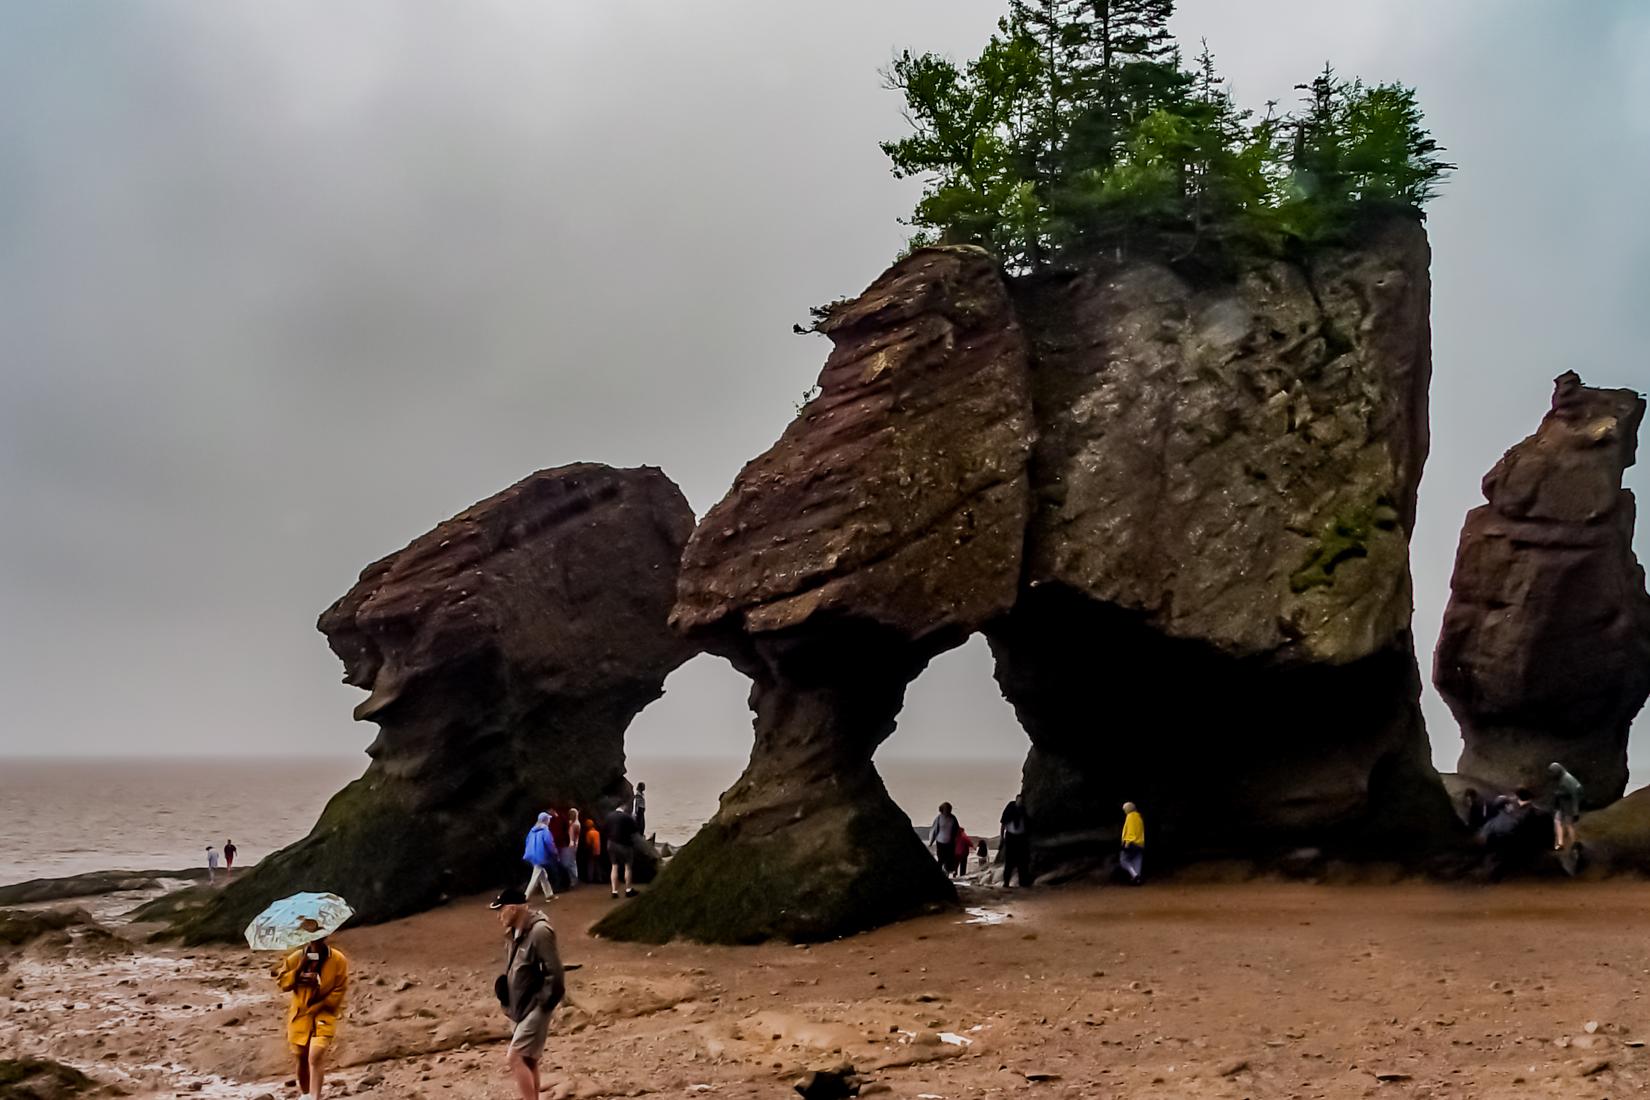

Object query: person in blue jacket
[522,812,559,901]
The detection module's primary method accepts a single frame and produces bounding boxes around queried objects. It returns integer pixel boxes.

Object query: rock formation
[993,215,1452,860]
[603,218,1457,945]
[596,246,1038,943]
[170,464,696,943]
[1437,372,1650,804]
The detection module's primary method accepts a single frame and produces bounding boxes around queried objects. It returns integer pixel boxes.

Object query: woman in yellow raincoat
[275,921,349,1100]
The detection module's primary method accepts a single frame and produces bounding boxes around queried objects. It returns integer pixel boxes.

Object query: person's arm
[532,927,566,1011]
[275,951,301,992]
[311,953,348,1018]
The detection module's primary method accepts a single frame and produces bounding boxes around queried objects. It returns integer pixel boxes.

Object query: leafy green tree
[880,31,1045,266]
[881,3,1453,269]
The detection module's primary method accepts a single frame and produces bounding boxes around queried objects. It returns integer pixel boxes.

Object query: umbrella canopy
[244,892,354,952]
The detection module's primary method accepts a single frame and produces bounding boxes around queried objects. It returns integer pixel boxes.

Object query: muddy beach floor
[4,880,1649,1099]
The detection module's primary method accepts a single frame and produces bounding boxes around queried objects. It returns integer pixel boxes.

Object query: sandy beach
[6,879,1649,1099]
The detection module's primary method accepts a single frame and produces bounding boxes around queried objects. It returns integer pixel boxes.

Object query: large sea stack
[596,247,1038,944]
[169,464,696,943]
[993,216,1453,861]
[602,216,1457,945]
[1437,372,1650,803]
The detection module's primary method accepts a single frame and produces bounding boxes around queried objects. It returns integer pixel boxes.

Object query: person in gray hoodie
[490,887,566,1100]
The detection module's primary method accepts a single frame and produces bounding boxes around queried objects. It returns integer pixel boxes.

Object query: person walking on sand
[223,839,238,876]
[954,825,972,878]
[490,887,565,1100]
[1549,762,1584,852]
[930,803,960,875]
[632,781,647,835]
[522,813,558,902]
[606,803,640,898]
[1119,802,1146,885]
[561,809,581,889]
[1000,796,1032,887]
[275,919,349,1100]
[206,846,220,885]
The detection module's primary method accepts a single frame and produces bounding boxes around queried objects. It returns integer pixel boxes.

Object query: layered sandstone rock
[1438,372,1650,804]
[598,247,1037,944]
[993,216,1456,859]
[171,464,696,943]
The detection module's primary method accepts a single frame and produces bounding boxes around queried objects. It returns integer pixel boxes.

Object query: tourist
[1549,762,1584,852]
[1459,789,1490,831]
[490,887,565,1100]
[206,846,220,885]
[1000,796,1032,887]
[275,919,349,1100]
[954,824,972,877]
[223,838,238,876]
[930,802,960,875]
[1119,802,1146,885]
[580,818,603,884]
[632,781,648,835]
[1479,787,1543,878]
[976,837,989,870]
[522,813,558,902]
[561,809,582,888]
[605,803,640,898]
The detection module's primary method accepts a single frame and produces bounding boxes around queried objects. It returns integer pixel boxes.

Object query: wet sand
[5,880,1650,1099]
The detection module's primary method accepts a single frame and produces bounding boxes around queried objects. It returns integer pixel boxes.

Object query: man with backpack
[490,887,566,1100]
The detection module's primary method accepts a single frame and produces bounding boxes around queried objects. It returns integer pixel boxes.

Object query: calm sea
[0,754,1025,886]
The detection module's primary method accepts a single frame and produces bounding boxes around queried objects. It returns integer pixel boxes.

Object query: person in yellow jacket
[1119,802,1146,885]
[275,921,349,1100]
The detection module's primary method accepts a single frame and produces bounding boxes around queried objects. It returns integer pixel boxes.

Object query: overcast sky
[1,1,1645,774]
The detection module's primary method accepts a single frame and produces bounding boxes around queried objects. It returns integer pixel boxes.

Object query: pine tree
[880,2,1452,268]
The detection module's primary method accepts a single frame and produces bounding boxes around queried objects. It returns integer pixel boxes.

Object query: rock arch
[601,219,1459,944]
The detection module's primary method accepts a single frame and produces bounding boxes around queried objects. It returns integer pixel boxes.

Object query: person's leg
[1553,813,1564,851]
[295,1046,310,1097]
[308,1044,327,1099]
[623,860,636,896]
[611,859,621,897]
[525,865,546,900]
[508,1051,537,1100]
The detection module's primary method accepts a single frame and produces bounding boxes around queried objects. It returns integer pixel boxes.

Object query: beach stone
[161,464,698,942]
[1438,371,1649,803]
[0,1059,96,1100]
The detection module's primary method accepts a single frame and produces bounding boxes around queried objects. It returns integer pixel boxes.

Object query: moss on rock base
[596,791,954,945]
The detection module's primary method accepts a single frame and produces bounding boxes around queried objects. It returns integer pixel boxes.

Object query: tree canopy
[881,2,1453,271]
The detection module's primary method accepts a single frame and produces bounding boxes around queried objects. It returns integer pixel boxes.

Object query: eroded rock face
[599,247,1037,943]
[173,464,696,943]
[994,216,1455,858]
[1438,372,1650,803]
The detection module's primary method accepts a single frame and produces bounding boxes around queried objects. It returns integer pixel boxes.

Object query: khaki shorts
[509,1005,551,1063]
[290,1032,333,1057]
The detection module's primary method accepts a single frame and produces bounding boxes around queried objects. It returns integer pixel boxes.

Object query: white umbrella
[244,892,354,952]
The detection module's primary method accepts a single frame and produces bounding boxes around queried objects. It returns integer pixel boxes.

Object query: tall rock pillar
[597,247,1036,944]
[1438,372,1650,803]
[170,464,697,942]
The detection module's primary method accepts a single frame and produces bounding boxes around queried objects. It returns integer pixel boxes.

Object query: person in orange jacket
[275,921,349,1100]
